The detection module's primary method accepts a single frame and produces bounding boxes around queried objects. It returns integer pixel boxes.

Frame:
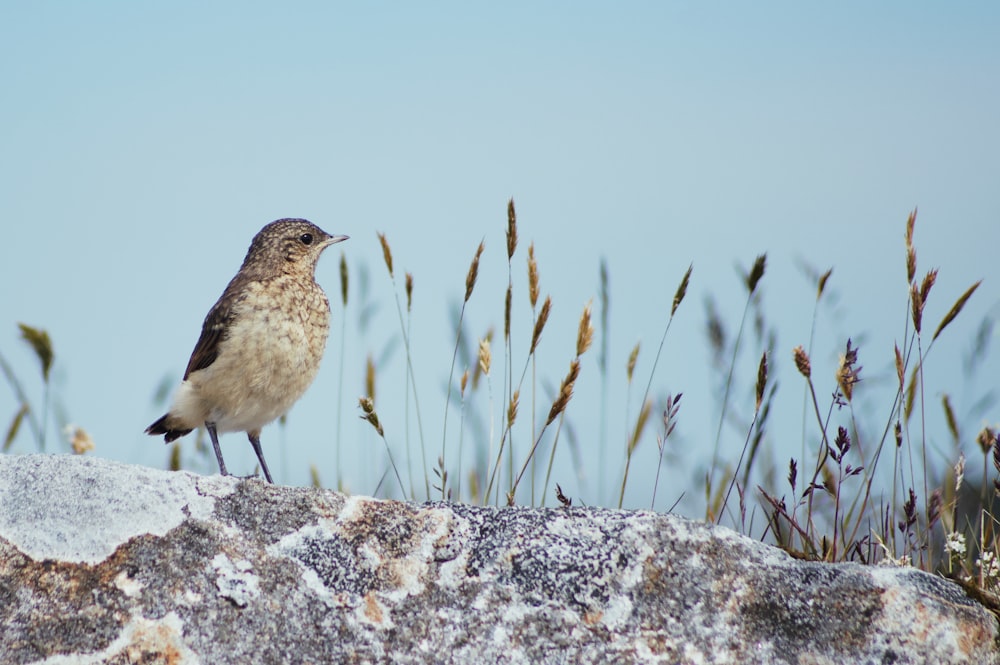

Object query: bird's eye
[299,233,313,245]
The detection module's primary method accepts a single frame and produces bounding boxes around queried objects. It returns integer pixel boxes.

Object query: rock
[0,454,995,664]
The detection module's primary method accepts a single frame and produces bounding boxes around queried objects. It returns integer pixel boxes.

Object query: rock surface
[0,454,996,664]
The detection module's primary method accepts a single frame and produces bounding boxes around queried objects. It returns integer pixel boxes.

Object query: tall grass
[6,204,997,605]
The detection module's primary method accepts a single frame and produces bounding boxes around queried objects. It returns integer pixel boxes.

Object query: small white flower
[944,532,966,558]
[977,550,1000,583]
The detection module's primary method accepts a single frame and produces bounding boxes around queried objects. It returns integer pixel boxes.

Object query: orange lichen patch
[124,617,185,665]
[364,591,384,624]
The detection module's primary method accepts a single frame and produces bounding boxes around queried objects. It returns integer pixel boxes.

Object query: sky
[2,3,998,514]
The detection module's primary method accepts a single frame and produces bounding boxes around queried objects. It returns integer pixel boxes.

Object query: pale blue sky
[2,3,998,512]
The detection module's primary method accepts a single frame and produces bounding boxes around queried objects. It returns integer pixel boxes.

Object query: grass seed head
[527,243,540,307]
[793,345,811,378]
[933,280,982,342]
[405,272,414,311]
[920,269,938,306]
[377,232,393,278]
[978,426,997,455]
[358,396,384,437]
[905,208,917,283]
[366,355,376,404]
[465,241,485,302]
[339,252,349,306]
[836,339,862,402]
[18,323,53,382]
[910,282,924,334]
[817,267,833,300]
[507,390,520,427]
[672,264,692,317]
[530,295,552,354]
[478,337,492,376]
[755,351,768,412]
[627,342,640,383]
[576,300,594,357]
[628,399,652,455]
[546,359,581,426]
[746,254,767,295]
[504,285,512,341]
[506,198,518,260]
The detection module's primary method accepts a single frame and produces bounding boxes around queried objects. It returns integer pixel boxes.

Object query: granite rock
[0,454,996,664]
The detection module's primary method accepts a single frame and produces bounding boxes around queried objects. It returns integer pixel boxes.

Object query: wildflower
[944,532,966,559]
[63,425,95,455]
[978,551,1000,586]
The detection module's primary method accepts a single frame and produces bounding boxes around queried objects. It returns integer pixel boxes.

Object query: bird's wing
[182,280,244,380]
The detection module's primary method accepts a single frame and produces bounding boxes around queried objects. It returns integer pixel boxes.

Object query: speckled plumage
[146,219,348,483]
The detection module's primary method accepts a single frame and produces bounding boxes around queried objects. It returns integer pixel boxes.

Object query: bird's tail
[145,414,193,443]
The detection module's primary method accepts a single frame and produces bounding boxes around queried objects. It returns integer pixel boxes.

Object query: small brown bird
[146,219,348,483]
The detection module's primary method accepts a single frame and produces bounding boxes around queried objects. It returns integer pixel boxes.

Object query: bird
[146,218,348,483]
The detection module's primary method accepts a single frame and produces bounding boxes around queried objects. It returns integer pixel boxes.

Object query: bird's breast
[180,277,332,433]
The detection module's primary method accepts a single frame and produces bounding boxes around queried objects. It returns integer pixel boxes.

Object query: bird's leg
[206,422,229,477]
[247,430,274,484]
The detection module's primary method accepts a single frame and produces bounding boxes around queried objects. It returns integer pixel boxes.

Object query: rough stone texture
[0,455,996,665]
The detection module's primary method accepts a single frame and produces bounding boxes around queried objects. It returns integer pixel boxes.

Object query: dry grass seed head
[377,232,393,278]
[18,323,53,382]
[928,489,943,529]
[836,339,861,402]
[405,272,413,311]
[755,351,768,412]
[933,280,982,342]
[478,337,492,376]
[527,243,540,307]
[941,394,959,443]
[339,253,349,306]
[460,368,469,396]
[905,208,917,283]
[546,359,581,426]
[979,426,998,455]
[358,396,384,437]
[504,285,512,341]
[628,399,652,455]
[577,300,594,357]
[904,367,917,422]
[672,264,692,317]
[366,355,376,404]
[627,342,640,383]
[465,241,485,303]
[910,282,924,334]
[920,269,938,307]
[746,254,767,295]
[793,345,811,378]
[817,268,833,301]
[506,198,518,260]
[530,295,552,354]
[507,390,520,427]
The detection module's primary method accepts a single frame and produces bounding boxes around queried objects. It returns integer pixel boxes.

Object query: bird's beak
[324,234,350,247]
